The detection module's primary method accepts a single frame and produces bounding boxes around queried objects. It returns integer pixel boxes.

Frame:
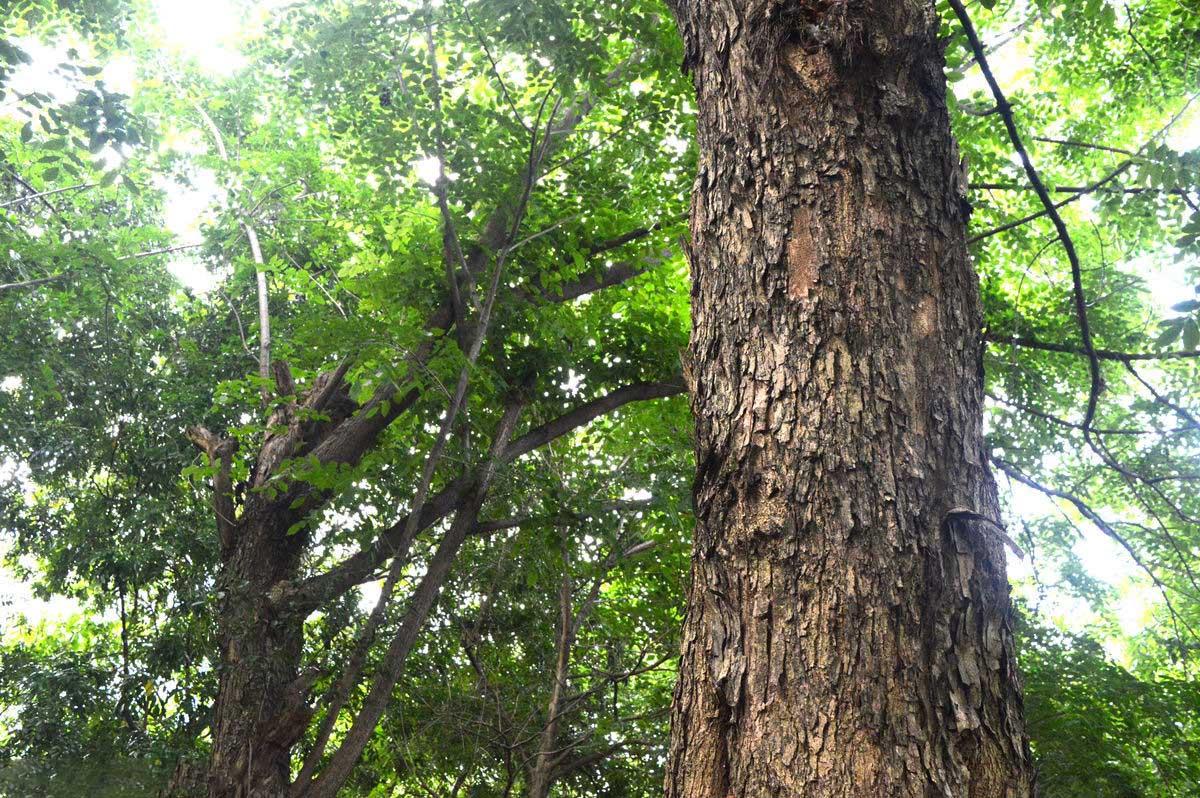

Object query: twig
[984,333,1200,361]
[950,0,1103,435]
[0,181,96,209]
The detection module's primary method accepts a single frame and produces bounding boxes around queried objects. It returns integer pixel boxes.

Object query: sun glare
[152,0,247,75]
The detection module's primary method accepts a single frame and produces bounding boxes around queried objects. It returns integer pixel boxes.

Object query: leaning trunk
[664,1,1035,795]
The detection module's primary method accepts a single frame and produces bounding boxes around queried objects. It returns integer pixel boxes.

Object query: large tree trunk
[206,513,308,798]
[664,2,1035,796]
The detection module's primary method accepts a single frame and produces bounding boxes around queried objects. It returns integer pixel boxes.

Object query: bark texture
[206,514,308,798]
[664,1,1036,796]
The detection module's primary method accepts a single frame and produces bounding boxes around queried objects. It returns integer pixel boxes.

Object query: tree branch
[949,0,1103,435]
[193,101,272,399]
[291,378,684,610]
[294,403,525,798]
[983,333,1200,361]
[185,426,238,555]
[0,273,67,293]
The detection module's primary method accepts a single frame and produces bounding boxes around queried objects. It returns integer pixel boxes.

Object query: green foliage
[1021,612,1200,796]
[0,0,1198,795]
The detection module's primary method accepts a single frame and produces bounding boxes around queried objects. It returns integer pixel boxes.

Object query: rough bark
[206,512,309,798]
[664,1,1036,796]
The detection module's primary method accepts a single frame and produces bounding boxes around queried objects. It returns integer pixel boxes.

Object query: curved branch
[948,0,1103,434]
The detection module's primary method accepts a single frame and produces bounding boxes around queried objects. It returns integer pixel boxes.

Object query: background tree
[1,0,1199,796]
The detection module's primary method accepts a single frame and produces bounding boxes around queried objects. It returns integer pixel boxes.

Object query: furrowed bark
[206,510,310,798]
[664,1,1035,795]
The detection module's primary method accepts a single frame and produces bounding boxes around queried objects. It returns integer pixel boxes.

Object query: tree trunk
[206,512,309,798]
[527,560,575,798]
[664,2,1036,796]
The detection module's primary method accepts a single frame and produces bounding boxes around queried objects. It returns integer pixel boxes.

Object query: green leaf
[1184,319,1200,351]
[1156,320,1183,348]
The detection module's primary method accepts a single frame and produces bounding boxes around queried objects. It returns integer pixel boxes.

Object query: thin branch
[4,167,63,217]
[973,181,1193,197]
[458,0,531,134]
[0,273,66,293]
[986,391,1147,436]
[984,333,1200,361]
[950,0,1102,434]
[216,286,255,360]
[1030,136,1137,157]
[968,94,1200,244]
[298,59,633,476]
[0,181,95,209]
[992,458,1198,643]
[118,242,206,261]
[1124,361,1200,433]
[294,176,521,789]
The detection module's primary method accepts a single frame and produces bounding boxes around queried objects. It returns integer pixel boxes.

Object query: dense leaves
[1,0,1198,795]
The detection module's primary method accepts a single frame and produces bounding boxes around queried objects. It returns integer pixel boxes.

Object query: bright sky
[1,1,1194,654]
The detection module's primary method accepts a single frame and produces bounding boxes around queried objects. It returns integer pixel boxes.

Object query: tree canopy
[1,0,1198,796]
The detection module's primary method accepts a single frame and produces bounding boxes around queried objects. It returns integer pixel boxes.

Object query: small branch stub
[944,507,1027,559]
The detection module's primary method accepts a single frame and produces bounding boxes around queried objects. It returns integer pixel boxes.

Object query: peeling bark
[664,1,1036,795]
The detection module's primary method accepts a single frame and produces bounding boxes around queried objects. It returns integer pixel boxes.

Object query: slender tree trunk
[528,561,575,798]
[664,2,1035,796]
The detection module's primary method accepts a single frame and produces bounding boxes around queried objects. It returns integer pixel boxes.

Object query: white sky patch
[358,580,382,613]
[1166,101,1200,153]
[158,168,224,293]
[0,459,81,627]
[101,53,137,95]
[955,36,1035,102]
[411,155,443,186]
[1003,475,1141,601]
[558,369,584,396]
[2,39,76,110]
[152,0,247,75]
[0,574,82,628]
[1127,252,1197,320]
